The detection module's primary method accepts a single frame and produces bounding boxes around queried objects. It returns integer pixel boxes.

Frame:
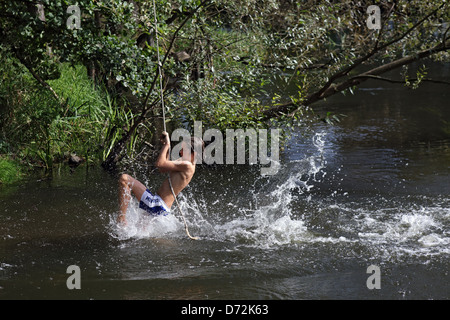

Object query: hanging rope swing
[152,0,199,240]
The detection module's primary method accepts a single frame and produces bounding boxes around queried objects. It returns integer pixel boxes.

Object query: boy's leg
[118,174,147,224]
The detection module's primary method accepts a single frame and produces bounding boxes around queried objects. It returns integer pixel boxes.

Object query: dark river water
[1,62,449,300]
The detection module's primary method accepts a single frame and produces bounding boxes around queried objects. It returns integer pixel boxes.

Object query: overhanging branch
[262,40,450,120]
[350,75,450,86]
[13,48,62,104]
[307,2,446,107]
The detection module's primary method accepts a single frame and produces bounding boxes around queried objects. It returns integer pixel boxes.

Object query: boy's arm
[155,132,191,173]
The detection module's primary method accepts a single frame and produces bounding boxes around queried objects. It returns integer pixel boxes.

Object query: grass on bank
[0,157,22,184]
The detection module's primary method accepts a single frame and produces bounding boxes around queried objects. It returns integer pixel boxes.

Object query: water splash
[353,200,450,256]
[109,199,183,241]
[109,131,328,245]
[109,130,449,260]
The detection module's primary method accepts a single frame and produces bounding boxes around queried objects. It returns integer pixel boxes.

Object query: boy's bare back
[157,159,195,208]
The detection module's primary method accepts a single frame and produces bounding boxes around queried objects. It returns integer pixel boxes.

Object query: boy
[118,131,204,225]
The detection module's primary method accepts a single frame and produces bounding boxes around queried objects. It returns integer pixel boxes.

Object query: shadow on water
[1,61,449,300]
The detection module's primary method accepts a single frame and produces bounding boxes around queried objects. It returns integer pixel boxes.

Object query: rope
[152,0,199,240]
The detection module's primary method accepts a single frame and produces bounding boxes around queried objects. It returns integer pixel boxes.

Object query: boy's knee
[119,173,130,186]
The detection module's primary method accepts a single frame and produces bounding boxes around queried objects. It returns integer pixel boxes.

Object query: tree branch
[13,48,61,103]
[310,41,450,102]
[310,2,446,104]
[262,40,450,120]
[350,75,450,86]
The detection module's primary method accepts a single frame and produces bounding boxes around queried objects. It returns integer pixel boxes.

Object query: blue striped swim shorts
[139,189,170,216]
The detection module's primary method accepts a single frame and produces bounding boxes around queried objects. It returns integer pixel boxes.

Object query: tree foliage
[0,0,449,169]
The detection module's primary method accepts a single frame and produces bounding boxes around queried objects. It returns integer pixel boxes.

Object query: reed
[0,158,22,184]
[0,56,142,170]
